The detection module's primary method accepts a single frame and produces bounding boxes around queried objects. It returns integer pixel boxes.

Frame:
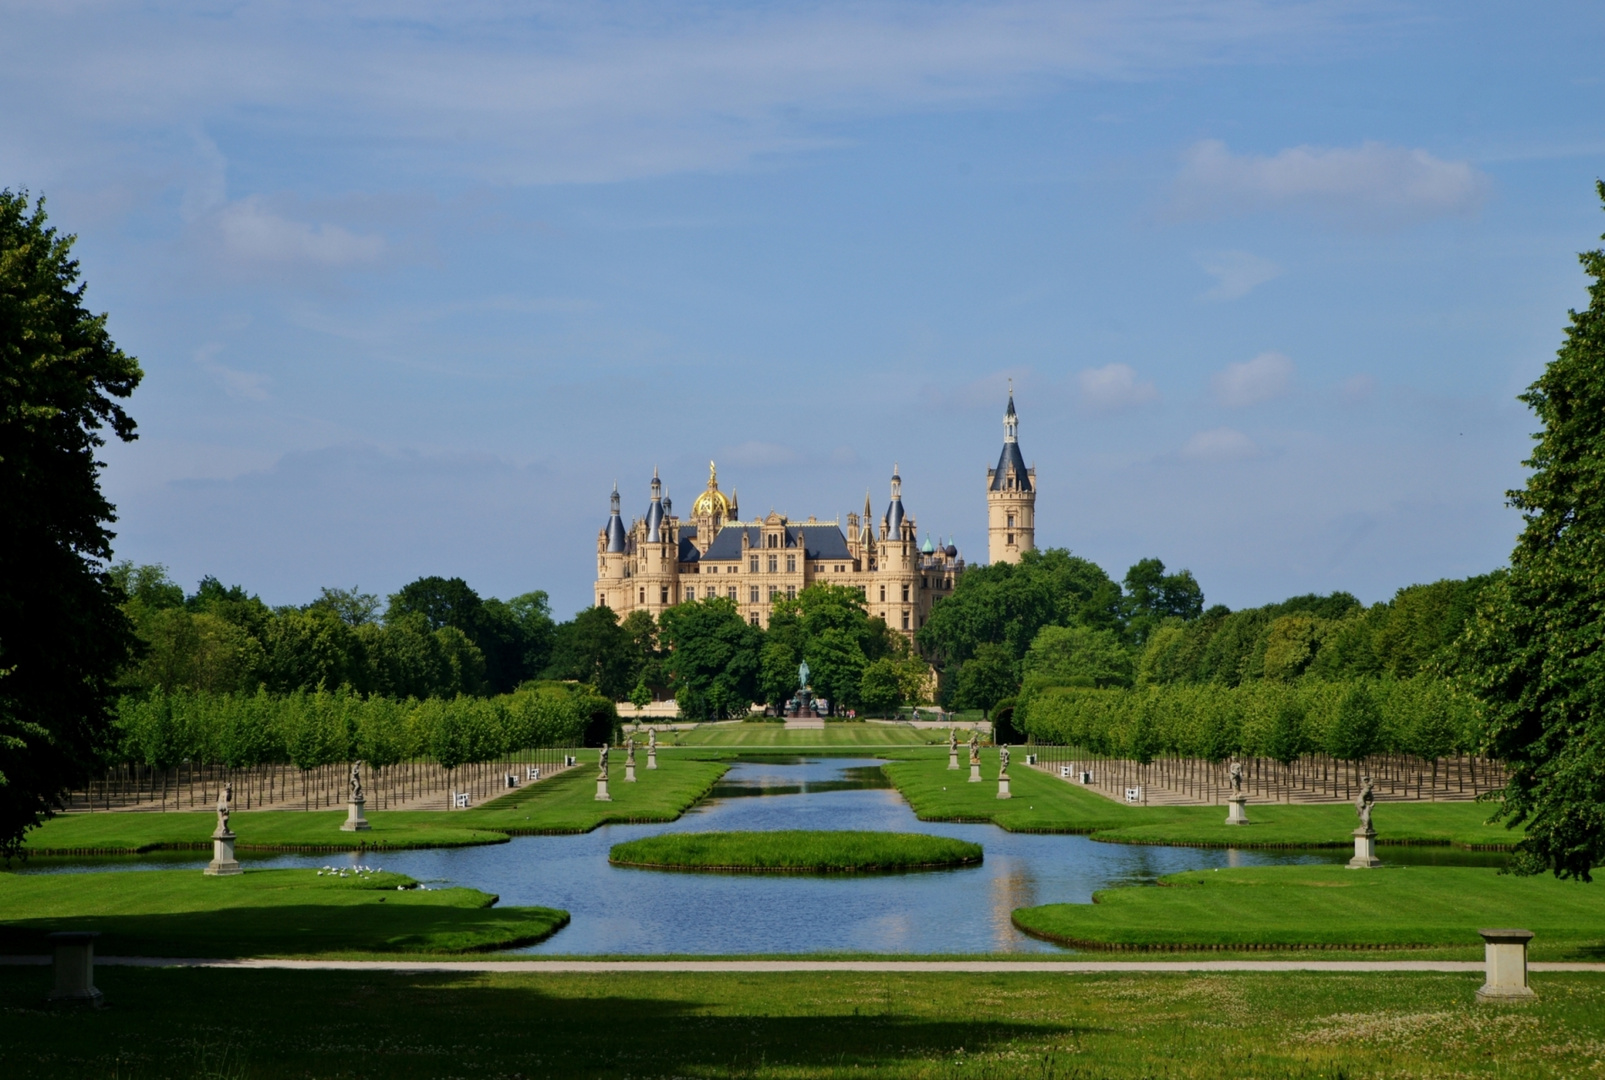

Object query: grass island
[608,830,983,873]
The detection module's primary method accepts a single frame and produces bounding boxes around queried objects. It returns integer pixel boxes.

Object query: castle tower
[986,386,1035,564]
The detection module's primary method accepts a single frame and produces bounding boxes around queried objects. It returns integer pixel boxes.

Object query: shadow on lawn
[0,903,568,958]
[0,968,1086,1079]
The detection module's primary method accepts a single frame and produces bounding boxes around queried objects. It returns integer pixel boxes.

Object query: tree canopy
[1462,181,1605,880]
[0,191,142,857]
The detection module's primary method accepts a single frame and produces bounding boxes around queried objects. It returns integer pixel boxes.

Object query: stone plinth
[47,932,102,1007]
[625,762,637,782]
[595,779,612,802]
[969,763,982,783]
[647,749,658,770]
[997,775,1011,800]
[1347,827,1381,869]
[1478,929,1536,1002]
[948,750,960,770]
[1225,795,1249,826]
[205,829,241,876]
[341,798,371,832]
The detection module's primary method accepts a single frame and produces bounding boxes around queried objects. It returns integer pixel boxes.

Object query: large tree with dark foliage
[0,192,141,857]
[1464,182,1605,881]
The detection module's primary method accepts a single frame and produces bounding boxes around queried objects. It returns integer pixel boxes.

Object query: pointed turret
[886,463,906,541]
[645,467,665,542]
[605,483,627,553]
[986,382,1036,564]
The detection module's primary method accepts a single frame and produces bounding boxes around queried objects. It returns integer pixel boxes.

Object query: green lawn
[1012,864,1605,959]
[609,830,982,872]
[884,752,1525,849]
[22,756,728,855]
[675,722,944,746]
[0,868,568,958]
[3,966,1603,1078]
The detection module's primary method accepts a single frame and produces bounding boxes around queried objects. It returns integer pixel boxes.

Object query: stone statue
[969,731,980,766]
[648,728,657,750]
[1355,775,1375,831]
[949,728,957,754]
[215,782,233,832]
[598,744,610,780]
[626,736,636,765]
[349,760,365,803]
[998,744,1010,773]
[798,659,811,688]
[1228,760,1243,795]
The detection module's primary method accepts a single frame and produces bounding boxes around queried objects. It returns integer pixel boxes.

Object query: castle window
[922,576,928,589]
[1007,513,1015,528]
[639,588,645,604]
[685,587,694,602]
[749,556,759,573]
[1007,533,1014,545]
[661,587,670,604]
[901,584,910,602]
[727,587,737,601]
[787,586,796,600]
[750,612,760,626]
[786,555,796,573]
[767,534,778,549]
[767,555,778,573]
[749,586,759,603]
[768,586,779,600]
[901,611,910,629]
[879,585,886,602]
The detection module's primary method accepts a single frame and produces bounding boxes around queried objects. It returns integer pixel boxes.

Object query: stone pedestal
[948,751,959,770]
[205,828,241,876]
[46,932,102,1007]
[969,763,982,783]
[1477,928,1536,1002]
[341,797,371,832]
[647,749,657,770]
[997,775,1011,800]
[1347,827,1381,868]
[595,779,612,802]
[625,762,637,782]
[1225,795,1249,826]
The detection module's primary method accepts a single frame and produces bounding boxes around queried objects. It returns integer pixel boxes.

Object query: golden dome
[692,460,734,519]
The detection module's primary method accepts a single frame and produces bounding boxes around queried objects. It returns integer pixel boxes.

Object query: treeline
[112,682,616,772]
[915,549,1494,723]
[1019,676,1478,763]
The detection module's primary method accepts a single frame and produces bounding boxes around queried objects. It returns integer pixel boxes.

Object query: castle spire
[605,482,627,553]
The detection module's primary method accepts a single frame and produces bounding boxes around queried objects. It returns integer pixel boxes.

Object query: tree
[307,586,380,627]
[952,643,1018,717]
[657,597,761,720]
[1021,625,1134,690]
[544,605,639,700]
[0,191,143,857]
[1122,558,1204,644]
[858,658,904,715]
[1463,183,1605,880]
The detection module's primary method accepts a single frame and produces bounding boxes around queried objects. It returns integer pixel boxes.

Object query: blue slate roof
[677,526,700,563]
[699,524,852,562]
[991,441,1032,491]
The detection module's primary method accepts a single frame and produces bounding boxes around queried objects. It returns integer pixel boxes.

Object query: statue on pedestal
[595,744,612,801]
[1355,775,1375,831]
[350,761,365,803]
[999,744,1010,775]
[1347,774,1380,867]
[969,732,981,766]
[625,736,637,782]
[214,783,233,836]
[205,783,241,876]
[1229,760,1243,794]
[1225,758,1249,825]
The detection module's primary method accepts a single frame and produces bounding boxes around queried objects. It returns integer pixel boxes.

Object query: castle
[595,390,1035,634]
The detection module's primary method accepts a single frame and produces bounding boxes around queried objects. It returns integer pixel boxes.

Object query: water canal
[24,757,1506,954]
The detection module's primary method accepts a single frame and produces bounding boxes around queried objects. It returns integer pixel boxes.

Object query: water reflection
[16,756,1509,953]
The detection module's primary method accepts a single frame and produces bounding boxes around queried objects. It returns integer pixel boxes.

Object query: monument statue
[215,782,233,832]
[350,760,365,803]
[1355,775,1375,831]
[648,728,657,750]
[598,744,610,780]
[969,732,981,766]
[798,659,811,688]
[626,735,635,762]
[999,744,1010,773]
[1228,760,1243,795]
[205,781,241,875]
[949,728,957,754]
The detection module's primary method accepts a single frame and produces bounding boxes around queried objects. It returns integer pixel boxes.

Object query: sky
[5,1,1603,618]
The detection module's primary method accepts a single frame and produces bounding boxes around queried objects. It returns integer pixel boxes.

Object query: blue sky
[6,1,1603,617]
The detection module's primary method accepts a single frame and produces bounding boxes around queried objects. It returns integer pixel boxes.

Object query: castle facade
[595,391,1035,634]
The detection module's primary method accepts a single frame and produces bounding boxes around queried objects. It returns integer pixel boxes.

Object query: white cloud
[1173,140,1488,223]
[1078,363,1159,411]
[214,198,385,268]
[192,343,269,401]
[1213,351,1294,408]
[1198,250,1282,301]
[1181,427,1258,462]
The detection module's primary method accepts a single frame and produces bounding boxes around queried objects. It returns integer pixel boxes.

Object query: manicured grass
[1012,864,1605,959]
[884,753,1525,849]
[0,868,568,958]
[3,966,1604,1078]
[21,756,728,855]
[675,722,944,746]
[609,830,982,873]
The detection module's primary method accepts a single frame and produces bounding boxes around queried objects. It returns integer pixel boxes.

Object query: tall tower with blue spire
[986,382,1036,564]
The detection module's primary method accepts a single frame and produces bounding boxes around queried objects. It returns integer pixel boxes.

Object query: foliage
[768,584,902,714]
[1461,182,1605,881]
[658,597,762,720]
[0,191,142,859]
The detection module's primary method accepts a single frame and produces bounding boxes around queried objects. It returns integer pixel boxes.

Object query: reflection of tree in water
[990,864,1038,951]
